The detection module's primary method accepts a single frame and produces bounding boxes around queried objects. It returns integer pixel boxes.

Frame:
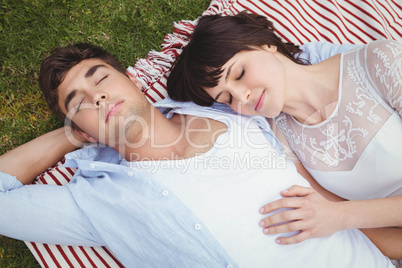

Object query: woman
[167,12,402,259]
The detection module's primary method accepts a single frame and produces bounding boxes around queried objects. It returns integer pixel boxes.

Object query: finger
[281,185,315,198]
[274,230,312,245]
[259,208,306,228]
[259,196,305,214]
[262,220,306,235]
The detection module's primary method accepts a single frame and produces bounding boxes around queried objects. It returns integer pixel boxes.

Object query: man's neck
[119,107,227,162]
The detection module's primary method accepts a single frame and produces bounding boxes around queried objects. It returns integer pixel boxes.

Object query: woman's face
[204,45,286,118]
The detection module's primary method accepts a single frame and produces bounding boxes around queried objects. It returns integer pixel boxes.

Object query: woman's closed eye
[236,68,245,80]
[228,94,233,105]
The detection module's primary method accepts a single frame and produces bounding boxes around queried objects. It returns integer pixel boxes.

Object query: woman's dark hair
[167,11,307,106]
[39,43,126,130]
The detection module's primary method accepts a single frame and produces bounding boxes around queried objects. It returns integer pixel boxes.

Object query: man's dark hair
[38,43,126,130]
[167,11,307,106]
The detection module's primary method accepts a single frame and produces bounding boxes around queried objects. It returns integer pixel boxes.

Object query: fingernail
[259,207,264,213]
[275,239,282,244]
[259,220,265,227]
[282,190,289,193]
[263,228,269,234]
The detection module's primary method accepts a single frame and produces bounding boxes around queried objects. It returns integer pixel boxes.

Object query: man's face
[57,58,151,146]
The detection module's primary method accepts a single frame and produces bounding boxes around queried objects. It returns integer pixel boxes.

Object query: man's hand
[0,126,86,184]
[258,185,345,245]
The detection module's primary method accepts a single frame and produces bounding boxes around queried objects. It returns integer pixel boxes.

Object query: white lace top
[273,40,402,200]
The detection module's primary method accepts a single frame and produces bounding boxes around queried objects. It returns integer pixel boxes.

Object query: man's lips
[255,90,265,111]
[106,101,124,122]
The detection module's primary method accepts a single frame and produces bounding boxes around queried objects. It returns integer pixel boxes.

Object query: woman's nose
[233,88,251,105]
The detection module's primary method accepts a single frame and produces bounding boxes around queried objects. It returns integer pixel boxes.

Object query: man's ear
[74,129,97,143]
[126,71,143,90]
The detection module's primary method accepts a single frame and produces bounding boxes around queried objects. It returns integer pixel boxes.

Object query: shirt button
[90,163,95,168]
[162,190,169,197]
[127,172,133,177]
[194,223,201,230]
[227,265,234,268]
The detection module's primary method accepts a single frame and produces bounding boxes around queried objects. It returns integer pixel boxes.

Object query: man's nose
[94,93,108,107]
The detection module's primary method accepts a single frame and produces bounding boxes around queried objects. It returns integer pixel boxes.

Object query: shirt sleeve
[0,171,104,247]
[0,171,23,191]
[365,40,402,116]
[299,42,360,64]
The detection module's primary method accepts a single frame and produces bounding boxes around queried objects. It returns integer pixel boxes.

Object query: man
[0,44,393,267]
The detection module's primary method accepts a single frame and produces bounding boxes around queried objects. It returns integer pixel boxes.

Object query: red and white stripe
[229,0,402,44]
[25,243,123,268]
[26,0,401,266]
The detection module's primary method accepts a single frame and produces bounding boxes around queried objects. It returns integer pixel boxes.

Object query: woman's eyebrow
[215,91,223,101]
[215,61,236,100]
[225,61,236,82]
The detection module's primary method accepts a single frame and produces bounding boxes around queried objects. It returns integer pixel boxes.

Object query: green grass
[0,0,211,266]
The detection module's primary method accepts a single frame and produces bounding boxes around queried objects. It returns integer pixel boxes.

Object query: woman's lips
[255,90,265,111]
[106,101,123,122]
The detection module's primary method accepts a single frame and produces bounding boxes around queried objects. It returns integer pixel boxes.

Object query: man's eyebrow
[214,61,236,101]
[64,89,77,111]
[85,64,106,78]
[64,64,107,111]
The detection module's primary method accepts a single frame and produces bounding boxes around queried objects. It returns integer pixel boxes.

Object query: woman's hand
[259,185,345,245]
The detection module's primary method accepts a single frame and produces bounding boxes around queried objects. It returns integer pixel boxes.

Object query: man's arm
[299,41,360,64]
[0,173,103,246]
[360,227,402,260]
[0,126,85,184]
[0,128,100,246]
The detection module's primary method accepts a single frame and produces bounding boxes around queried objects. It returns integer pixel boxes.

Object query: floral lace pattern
[373,42,402,116]
[275,40,402,171]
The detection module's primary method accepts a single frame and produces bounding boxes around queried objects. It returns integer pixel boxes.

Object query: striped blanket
[27,0,402,267]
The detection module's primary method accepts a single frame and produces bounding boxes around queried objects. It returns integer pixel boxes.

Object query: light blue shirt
[0,102,245,267]
[0,42,358,267]
[0,100,279,267]
[299,41,358,64]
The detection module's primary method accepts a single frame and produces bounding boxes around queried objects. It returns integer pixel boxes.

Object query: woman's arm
[0,126,85,184]
[259,183,402,258]
[299,42,359,64]
[259,162,402,258]
[294,162,344,202]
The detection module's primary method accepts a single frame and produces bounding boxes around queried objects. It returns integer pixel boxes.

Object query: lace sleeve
[366,40,402,116]
[267,118,300,163]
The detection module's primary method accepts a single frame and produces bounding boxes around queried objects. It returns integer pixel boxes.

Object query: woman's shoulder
[362,40,402,115]
[366,39,401,49]
[341,39,401,58]
[363,39,402,61]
